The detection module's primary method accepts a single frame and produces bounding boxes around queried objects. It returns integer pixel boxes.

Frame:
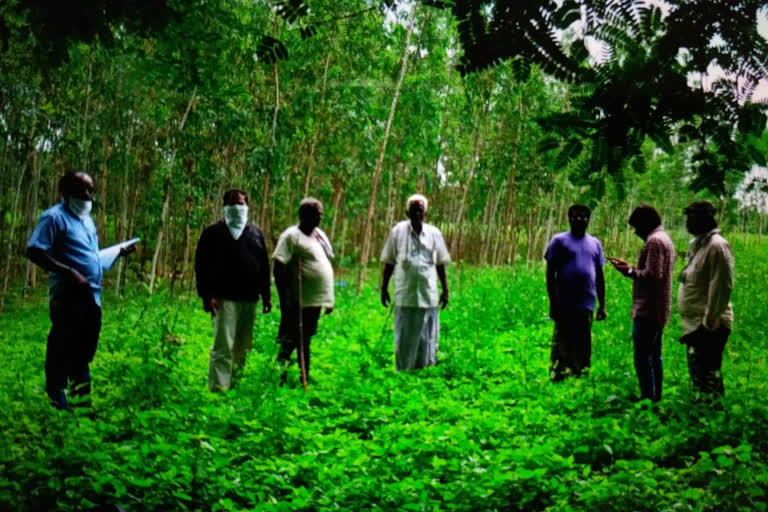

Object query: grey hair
[299,197,323,215]
[406,194,428,212]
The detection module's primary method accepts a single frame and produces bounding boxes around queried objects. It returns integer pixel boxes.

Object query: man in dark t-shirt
[195,188,271,391]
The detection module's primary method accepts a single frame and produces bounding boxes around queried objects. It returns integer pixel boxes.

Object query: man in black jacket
[195,188,271,391]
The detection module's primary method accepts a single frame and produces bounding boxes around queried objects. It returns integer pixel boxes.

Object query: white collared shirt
[381,220,451,308]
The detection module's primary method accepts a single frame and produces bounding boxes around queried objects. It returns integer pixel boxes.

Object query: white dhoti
[394,306,439,370]
[209,300,257,391]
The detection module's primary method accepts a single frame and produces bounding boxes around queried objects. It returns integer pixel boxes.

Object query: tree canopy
[1,0,767,301]
[432,0,768,195]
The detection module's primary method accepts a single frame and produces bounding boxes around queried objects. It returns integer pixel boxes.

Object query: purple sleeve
[544,237,558,262]
[595,239,605,266]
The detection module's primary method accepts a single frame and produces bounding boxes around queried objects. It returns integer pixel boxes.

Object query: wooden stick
[296,257,308,390]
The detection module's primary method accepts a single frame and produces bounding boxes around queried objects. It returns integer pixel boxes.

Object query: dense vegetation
[1,235,767,511]
[2,1,768,510]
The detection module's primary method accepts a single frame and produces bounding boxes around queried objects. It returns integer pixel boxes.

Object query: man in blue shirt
[545,204,607,381]
[26,170,133,409]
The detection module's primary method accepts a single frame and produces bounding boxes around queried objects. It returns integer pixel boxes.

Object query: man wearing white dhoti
[380,194,450,370]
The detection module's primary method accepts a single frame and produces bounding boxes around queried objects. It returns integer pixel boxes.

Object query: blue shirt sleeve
[98,246,119,272]
[27,210,63,252]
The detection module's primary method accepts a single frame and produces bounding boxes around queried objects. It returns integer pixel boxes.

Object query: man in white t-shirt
[381,194,450,370]
[273,197,334,384]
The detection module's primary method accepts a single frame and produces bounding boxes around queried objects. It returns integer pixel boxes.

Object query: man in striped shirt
[609,205,675,402]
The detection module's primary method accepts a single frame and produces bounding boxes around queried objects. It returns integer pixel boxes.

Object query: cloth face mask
[68,198,93,219]
[224,204,248,239]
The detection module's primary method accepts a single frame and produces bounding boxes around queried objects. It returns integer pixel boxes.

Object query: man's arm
[546,261,559,321]
[26,247,89,288]
[194,229,216,313]
[381,263,395,307]
[612,239,665,281]
[633,240,665,281]
[379,229,397,308]
[703,243,734,330]
[26,211,89,289]
[257,231,272,313]
[595,262,606,321]
[437,264,449,309]
[274,260,298,311]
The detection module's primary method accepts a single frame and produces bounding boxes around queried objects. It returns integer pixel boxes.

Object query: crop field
[1,238,767,512]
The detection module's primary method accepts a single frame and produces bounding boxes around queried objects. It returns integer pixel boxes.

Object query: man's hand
[119,244,137,258]
[679,325,707,346]
[325,307,333,315]
[69,267,90,289]
[262,300,272,314]
[596,306,607,321]
[208,298,221,317]
[439,290,449,310]
[608,257,632,277]
[381,288,391,308]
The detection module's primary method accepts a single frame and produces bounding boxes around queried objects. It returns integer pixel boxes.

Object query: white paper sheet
[99,238,140,271]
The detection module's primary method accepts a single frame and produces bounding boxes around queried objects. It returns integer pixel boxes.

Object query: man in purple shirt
[610,205,675,402]
[545,204,606,381]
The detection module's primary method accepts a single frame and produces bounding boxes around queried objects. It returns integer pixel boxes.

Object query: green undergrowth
[1,239,767,511]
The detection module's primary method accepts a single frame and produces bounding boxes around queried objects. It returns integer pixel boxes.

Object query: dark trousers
[686,327,730,397]
[550,310,593,381]
[46,290,102,409]
[632,317,664,401]
[277,307,321,381]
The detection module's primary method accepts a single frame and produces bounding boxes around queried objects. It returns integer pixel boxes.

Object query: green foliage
[436,0,768,196]
[1,239,767,510]
[0,0,176,66]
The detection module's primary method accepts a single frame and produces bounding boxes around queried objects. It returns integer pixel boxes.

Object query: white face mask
[68,198,92,219]
[224,204,248,239]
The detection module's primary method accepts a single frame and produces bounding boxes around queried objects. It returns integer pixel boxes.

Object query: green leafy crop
[1,237,767,511]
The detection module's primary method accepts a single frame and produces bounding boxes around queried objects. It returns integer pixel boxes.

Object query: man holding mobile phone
[609,204,675,402]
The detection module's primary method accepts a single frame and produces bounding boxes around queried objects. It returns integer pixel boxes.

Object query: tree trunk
[150,175,171,295]
[96,136,110,241]
[384,160,402,233]
[81,54,93,167]
[304,53,332,197]
[179,157,194,285]
[22,147,42,295]
[338,215,348,262]
[329,176,344,243]
[452,96,491,253]
[114,125,133,295]
[357,9,416,291]
[0,144,9,265]
[526,206,536,263]
[481,180,503,264]
[149,88,197,295]
[261,15,281,236]
[260,171,271,237]
[1,164,27,311]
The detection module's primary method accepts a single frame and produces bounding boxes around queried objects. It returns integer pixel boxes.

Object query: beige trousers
[209,300,257,391]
